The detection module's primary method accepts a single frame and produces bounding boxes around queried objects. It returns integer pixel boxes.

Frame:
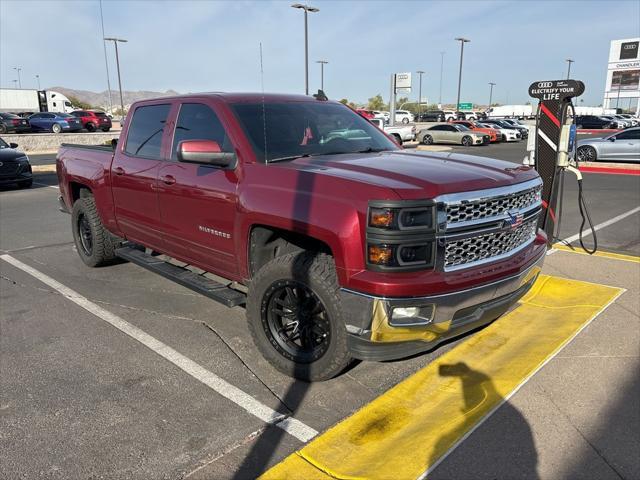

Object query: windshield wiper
[356,147,387,153]
[268,154,311,163]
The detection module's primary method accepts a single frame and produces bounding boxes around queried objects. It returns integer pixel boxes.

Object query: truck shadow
[427,362,539,479]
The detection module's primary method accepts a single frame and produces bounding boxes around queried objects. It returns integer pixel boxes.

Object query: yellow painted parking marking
[261,275,623,480]
[552,244,640,263]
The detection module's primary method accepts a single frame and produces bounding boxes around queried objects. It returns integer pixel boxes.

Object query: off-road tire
[246,252,351,382]
[71,193,118,267]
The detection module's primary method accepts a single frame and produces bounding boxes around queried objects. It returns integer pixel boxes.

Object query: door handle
[113,166,125,175]
[161,174,176,185]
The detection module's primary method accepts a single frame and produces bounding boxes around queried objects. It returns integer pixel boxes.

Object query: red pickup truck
[57,93,546,381]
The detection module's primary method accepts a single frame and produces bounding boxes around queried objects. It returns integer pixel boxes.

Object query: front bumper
[342,247,545,361]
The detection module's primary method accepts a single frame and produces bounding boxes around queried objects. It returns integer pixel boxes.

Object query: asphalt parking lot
[1,144,638,479]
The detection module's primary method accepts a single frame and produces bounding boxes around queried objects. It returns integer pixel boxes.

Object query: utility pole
[291,3,319,95]
[104,37,127,121]
[13,67,22,88]
[488,82,496,107]
[454,38,470,113]
[36,75,41,90]
[566,58,574,79]
[99,0,113,114]
[439,51,445,106]
[416,70,425,118]
[316,60,328,90]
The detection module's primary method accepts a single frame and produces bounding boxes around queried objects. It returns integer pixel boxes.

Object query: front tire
[71,193,118,267]
[577,146,597,162]
[246,252,351,381]
[18,179,33,189]
[0,124,7,134]
[421,134,433,145]
[461,135,473,146]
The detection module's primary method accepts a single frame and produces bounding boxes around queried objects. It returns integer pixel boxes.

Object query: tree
[339,98,349,105]
[367,94,386,111]
[66,94,93,110]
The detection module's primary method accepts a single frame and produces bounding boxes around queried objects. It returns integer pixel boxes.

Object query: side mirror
[177,140,237,169]
[111,138,118,149]
[9,142,18,149]
[609,136,616,142]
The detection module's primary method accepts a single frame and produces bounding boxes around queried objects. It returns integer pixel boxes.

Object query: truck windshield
[231,101,399,163]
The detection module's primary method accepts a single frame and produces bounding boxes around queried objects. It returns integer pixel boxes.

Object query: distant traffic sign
[458,102,472,110]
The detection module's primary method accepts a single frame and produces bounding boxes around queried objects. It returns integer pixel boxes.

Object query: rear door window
[125,104,171,159]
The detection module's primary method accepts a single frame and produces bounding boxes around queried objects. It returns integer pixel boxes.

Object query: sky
[1,0,639,106]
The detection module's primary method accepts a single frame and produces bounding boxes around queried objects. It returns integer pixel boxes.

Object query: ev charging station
[527,79,597,253]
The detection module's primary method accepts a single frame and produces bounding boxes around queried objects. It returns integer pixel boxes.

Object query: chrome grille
[444,218,537,268]
[446,185,541,225]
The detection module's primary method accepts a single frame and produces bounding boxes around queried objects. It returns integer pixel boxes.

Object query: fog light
[390,305,435,326]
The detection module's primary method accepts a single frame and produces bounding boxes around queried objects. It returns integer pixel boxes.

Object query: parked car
[417,110,445,122]
[0,112,30,133]
[600,116,629,129]
[499,119,529,138]
[28,112,83,133]
[417,123,489,146]
[372,110,390,123]
[477,122,521,142]
[0,137,32,188]
[482,119,527,139]
[395,110,414,124]
[452,120,500,142]
[443,110,458,122]
[370,118,415,144]
[618,114,639,126]
[574,115,616,129]
[461,111,485,121]
[56,92,546,381]
[577,127,640,162]
[71,110,112,132]
[356,109,375,120]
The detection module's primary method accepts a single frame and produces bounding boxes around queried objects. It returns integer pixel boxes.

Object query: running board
[115,246,246,308]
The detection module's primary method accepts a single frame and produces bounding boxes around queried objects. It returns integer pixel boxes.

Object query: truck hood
[275,150,539,199]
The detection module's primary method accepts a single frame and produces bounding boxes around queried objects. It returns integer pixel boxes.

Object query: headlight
[16,156,29,163]
[367,201,436,271]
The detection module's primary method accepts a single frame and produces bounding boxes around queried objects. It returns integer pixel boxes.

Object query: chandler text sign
[528,80,585,101]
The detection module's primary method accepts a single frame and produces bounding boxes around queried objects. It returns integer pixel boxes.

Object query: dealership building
[603,38,640,115]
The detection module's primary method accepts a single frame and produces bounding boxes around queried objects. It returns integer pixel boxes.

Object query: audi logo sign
[620,41,639,60]
[538,82,553,88]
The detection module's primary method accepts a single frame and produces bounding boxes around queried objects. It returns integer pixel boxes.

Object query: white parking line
[561,206,640,244]
[0,254,318,443]
[32,182,59,189]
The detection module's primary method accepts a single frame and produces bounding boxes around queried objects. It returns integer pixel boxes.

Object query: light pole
[454,38,470,112]
[416,70,425,118]
[99,0,113,114]
[316,60,328,91]
[104,37,127,120]
[566,58,574,79]
[439,51,445,106]
[11,80,17,88]
[291,3,319,95]
[36,75,41,90]
[488,82,496,107]
[13,67,22,88]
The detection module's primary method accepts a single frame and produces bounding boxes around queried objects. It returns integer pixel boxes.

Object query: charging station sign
[528,80,585,101]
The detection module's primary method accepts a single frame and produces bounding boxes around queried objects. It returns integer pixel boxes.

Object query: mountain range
[48,86,181,110]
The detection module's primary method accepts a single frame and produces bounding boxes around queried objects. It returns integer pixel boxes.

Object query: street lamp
[104,37,127,121]
[291,3,319,95]
[99,0,113,114]
[36,75,41,90]
[565,58,574,79]
[488,82,496,107]
[13,67,22,88]
[454,38,470,113]
[439,51,445,106]
[316,60,328,91]
[416,70,425,118]
[11,79,17,88]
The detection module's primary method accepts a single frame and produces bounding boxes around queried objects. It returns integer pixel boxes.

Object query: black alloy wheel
[263,280,331,362]
[77,212,93,256]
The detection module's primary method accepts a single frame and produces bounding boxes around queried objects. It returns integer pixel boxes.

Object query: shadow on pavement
[429,362,539,479]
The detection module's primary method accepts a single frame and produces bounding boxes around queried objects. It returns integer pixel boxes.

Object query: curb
[415,145,453,152]
[32,165,57,173]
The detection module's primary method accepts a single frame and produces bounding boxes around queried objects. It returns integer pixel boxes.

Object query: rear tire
[86,122,96,132]
[392,133,402,145]
[246,252,351,381]
[71,193,119,267]
[51,123,62,134]
[402,117,409,124]
[101,127,111,132]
